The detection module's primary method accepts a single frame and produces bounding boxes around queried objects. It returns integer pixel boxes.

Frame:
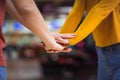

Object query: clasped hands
[41,32,76,53]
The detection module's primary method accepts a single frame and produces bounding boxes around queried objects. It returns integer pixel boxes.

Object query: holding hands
[41,33,76,53]
[6,0,75,54]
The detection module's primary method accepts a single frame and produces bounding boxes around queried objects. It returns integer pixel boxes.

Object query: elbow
[92,6,110,19]
[11,0,36,15]
[18,5,33,16]
[10,0,34,15]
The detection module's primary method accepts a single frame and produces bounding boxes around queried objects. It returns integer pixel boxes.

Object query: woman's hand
[51,32,76,45]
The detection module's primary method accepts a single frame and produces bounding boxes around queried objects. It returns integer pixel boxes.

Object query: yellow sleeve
[69,0,120,45]
[59,0,85,33]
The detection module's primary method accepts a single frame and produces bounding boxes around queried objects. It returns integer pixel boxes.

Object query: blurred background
[3,0,98,80]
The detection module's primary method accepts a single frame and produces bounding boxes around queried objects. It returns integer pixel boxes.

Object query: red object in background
[58,57,73,65]
[58,57,66,64]
[0,0,7,66]
[77,41,85,48]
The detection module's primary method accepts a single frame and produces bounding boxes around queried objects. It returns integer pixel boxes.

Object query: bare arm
[6,0,23,24]
[8,0,63,50]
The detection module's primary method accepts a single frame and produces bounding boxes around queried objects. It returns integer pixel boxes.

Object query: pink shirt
[0,0,7,66]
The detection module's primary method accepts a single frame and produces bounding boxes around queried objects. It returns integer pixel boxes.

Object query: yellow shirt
[60,0,120,47]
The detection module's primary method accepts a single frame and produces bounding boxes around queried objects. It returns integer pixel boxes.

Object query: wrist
[43,36,57,49]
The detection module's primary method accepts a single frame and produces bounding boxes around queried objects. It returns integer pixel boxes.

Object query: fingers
[40,41,72,54]
[39,32,74,53]
[56,38,69,45]
[51,32,76,45]
[47,50,57,54]
[62,48,72,52]
[59,33,76,39]
[55,33,76,45]
[46,47,72,54]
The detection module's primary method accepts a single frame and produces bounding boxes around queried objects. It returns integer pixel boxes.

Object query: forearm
[10,0,56,47]
[6,0,24,24]
[69,0,120,45]
[60,0,85,33]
